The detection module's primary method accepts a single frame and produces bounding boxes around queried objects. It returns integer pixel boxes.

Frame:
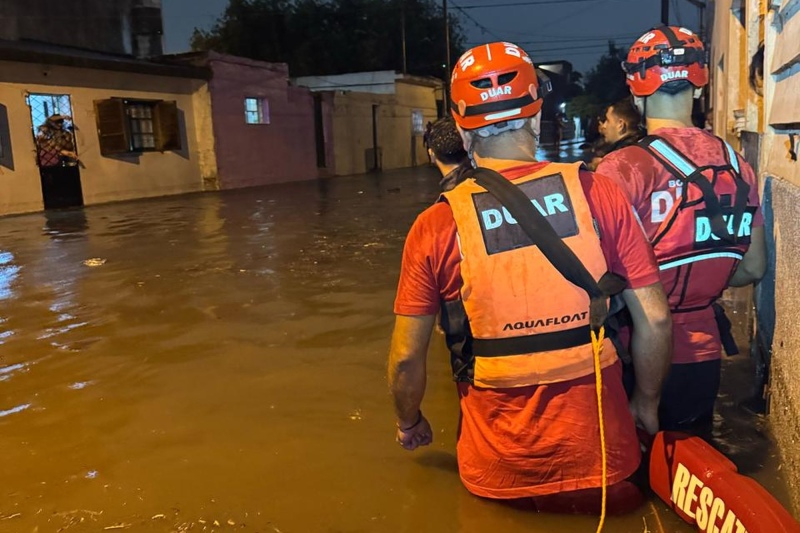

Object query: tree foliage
[566,41,628,119]
[191,0,466,78]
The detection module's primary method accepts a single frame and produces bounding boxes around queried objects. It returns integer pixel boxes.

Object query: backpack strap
[639,135,741,245]
[718,137,751,244]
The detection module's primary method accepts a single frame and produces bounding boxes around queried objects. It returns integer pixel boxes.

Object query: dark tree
[566,41,628,120]
[191,0,466,78]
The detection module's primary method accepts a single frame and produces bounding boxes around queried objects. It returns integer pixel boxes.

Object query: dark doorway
[313,94,327,169]
[27,93,84,210]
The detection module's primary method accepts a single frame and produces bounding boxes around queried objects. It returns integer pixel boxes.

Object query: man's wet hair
[428,117,468,165]
[610,97,642,131]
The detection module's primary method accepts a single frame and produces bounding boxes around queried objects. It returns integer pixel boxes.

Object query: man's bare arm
[388,314,436,428]
[622,282,673,433]
[729,226,767,287]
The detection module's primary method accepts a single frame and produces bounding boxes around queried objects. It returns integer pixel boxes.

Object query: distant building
[294,71,442,175]
[170,51,332,189]
[0,0,163,58]
[536,61,577,144]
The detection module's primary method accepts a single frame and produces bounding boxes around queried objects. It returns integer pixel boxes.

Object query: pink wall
[207,53,329,189]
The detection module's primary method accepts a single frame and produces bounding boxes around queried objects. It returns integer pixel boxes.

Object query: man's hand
[629,392,659,435]
[395,412,433,451]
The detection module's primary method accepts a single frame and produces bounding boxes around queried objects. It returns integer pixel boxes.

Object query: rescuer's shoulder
[406,202,457,240]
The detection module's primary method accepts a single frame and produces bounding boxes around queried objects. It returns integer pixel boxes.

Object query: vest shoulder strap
[466,167,622,331]
[639,134,698,181]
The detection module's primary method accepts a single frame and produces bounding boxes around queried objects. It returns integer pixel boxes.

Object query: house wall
[331,81,439,176]
[0,60,207,215]
[206,54,325,189]
[711,0,800,512]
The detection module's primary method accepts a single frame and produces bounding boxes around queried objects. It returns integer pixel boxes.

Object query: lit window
[412,110,424,135]
[245,97,269,124]
[127,102,156,150]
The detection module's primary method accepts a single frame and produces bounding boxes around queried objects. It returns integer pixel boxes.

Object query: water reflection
[0,167,789,532]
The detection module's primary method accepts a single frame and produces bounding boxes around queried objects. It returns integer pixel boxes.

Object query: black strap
[452,94,535,118]
[639,135,745,245]
[467,167,625,331]
[660,25,685,48]
[717,136,751,244]
[473,325,590,356]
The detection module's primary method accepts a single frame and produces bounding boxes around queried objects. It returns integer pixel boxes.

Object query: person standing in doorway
[36,114,78,168]
[597,26,766,432]
[388,41,672,513]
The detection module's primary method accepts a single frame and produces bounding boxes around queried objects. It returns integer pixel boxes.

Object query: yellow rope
[591,326,607,533]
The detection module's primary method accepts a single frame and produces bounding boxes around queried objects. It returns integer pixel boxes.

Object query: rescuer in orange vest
[597,27,767,432]
[388,41,672,512]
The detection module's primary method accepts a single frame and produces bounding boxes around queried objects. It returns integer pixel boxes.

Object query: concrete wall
[712,0,800,512]
[331,80,439,176]
[206,54,324,189]
[0,60,208,215]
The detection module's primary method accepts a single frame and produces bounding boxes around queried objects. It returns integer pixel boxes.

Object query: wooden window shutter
[0,105,10,165]
[154,100,181,152]
[94,99,130,155]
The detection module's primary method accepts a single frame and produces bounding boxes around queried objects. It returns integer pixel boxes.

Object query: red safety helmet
[450,42,551,130]
[622,26,708,97]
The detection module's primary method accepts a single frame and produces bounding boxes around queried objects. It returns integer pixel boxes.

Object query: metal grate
[26,93,78,167]
[27,93,74,133]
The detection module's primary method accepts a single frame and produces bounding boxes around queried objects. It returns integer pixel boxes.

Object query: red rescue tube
[648,431,800,533]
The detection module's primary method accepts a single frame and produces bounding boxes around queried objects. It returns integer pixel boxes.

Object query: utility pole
[661,0,669,25]
[444,0,451,110]
[401,0,407,75]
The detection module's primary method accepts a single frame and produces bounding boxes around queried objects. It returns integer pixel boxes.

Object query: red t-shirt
[394,162,660,499]
[597,128,763,364]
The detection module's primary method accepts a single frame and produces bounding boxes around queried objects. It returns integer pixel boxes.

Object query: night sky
[162,0,701,75]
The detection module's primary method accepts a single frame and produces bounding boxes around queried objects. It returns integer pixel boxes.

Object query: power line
[456,0,610,8]
[449,0,503,41]
[467,34,639,45]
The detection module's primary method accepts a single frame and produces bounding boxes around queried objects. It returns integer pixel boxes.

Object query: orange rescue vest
[441,162,617,388]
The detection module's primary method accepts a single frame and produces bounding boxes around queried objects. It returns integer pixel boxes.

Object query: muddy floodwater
[0,162,793,532]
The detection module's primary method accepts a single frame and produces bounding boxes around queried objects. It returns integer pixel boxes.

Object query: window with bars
[94,98,181,156]
[127,103,156,150]
[245,97,269,125]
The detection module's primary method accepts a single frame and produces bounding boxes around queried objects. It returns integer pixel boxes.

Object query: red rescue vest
[440,162,616,388]
[639,135,755,314]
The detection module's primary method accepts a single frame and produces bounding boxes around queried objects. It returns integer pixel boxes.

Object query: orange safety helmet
[450,42,551,130]
[622,26,708,97]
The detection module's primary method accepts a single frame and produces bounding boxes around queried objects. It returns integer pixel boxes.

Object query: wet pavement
[0,150,792,532]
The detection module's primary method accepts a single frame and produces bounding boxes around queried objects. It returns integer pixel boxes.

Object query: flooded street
[0,156,792,532]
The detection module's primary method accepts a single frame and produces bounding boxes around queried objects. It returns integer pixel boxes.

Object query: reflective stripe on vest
[659,250,745,271]
[647,138,741,177]
[441,162,617,389]
[648,138,697,176]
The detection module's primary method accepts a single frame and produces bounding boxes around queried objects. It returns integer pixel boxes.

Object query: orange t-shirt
[394,163,660,498]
